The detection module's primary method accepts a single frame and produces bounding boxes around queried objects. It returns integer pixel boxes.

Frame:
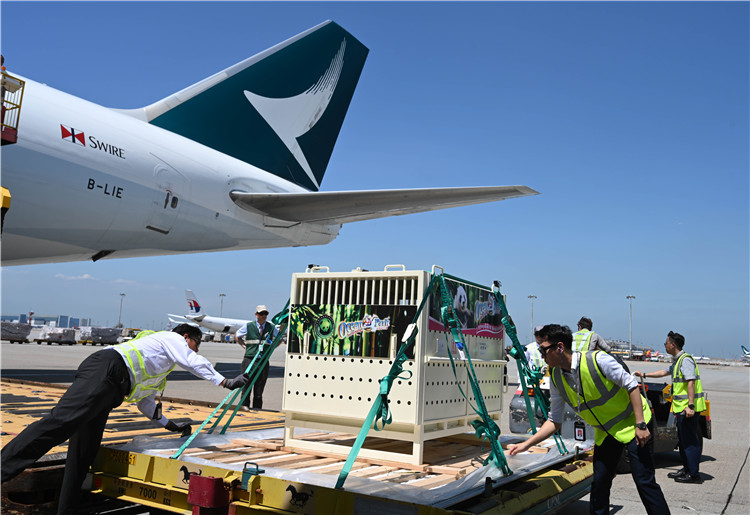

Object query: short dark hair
[577,317,593,330]
[172,323,203,342]
[537,324,573,350]
[667,331,685,349]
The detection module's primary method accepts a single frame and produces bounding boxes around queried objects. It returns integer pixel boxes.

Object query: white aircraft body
[1,21,537,266]
[168,290,249,334]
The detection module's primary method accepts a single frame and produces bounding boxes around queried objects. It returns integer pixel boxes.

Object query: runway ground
[2,340,748,514]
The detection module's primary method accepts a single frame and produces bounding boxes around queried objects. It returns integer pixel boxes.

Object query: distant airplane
[742,345,750,362]
[1,20,537,266]
[167,290,249,334]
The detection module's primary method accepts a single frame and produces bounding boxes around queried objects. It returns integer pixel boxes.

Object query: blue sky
[1,2,747,358]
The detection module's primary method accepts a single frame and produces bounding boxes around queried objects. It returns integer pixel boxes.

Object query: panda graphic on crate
[453,285,475,329]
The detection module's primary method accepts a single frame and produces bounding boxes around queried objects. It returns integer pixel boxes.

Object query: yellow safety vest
[116,332,176,402]
[572,330,593,353]
[551,351,651,445]
[526,343,544,370]
[672,352,707,413]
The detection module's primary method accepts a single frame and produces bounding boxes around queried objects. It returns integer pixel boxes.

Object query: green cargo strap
[490,282,567,455]
[437,274,510,474]
[335,275,438,489]
[171,301,290,459]
[214,301,290,435]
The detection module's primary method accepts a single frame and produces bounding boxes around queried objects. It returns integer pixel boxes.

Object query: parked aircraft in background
[1,20,537,266]
[742,345,750,362]
[167,290,249,334]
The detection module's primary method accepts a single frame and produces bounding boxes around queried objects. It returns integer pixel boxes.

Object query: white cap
[255,305,269,314]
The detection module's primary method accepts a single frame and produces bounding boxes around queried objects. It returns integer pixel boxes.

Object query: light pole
[626,295,635,358]
[219,293,226,317]
[117,293,126,328]
[528,295,537,343]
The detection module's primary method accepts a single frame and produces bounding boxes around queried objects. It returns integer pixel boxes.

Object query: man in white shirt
[1,324,248,514]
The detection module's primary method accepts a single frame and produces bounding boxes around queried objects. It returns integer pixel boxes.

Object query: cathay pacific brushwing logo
[244,39,346,190]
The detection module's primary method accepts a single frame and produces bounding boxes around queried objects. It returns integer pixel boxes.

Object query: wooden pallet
[0,380,285,455]
[147,430,549,490]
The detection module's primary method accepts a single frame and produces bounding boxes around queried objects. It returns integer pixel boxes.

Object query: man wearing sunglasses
[1,323,249,514]
[508,324,669,515]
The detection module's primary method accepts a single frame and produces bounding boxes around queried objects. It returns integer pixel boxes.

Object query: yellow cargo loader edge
[2,379,593,515]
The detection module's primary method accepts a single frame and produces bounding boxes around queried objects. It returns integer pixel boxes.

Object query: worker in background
[573,317,612,352]
[0,324,248,514]
[525,325,546,373]
[508,324,669,515]
[236,304,279,410]
[635,331,706,484]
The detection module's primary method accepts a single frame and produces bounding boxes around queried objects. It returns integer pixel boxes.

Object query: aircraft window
[171,197,179,209]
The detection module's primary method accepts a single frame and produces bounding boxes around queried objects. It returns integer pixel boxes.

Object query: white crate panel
[422,360,469,421]
[465,361,505,413]
[283,354,418,425]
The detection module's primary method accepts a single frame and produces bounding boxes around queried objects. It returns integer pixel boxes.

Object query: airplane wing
[167,314,197,326]
[229,186,539,224]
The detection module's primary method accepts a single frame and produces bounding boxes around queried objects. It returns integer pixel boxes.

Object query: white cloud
[54,273,96,281]
[113,278,137,284]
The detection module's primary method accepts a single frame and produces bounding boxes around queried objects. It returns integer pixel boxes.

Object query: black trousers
[675,411,703,476]
[590,431,670,515]
[240,357,269,409]
[1,349,131,514]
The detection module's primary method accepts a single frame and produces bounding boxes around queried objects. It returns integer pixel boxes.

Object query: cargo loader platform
[1,380,593,515]
[89,428,593,514]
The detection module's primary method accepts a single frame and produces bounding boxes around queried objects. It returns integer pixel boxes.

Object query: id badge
[574,420,586,441]
[153,401,162,420]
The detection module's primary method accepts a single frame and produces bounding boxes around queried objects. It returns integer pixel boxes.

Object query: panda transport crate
[282,265,508,465]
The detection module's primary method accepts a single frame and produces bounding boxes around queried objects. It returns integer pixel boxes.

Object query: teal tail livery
[0,21,538,266]
[742,345,750,362]
[132,21,367,192]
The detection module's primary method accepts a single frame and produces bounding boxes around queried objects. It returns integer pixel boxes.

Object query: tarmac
[1,339,748,514]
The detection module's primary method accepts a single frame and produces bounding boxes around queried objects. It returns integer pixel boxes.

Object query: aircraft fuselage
[1,77,339,265]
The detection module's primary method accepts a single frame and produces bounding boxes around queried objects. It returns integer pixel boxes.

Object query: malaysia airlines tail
[167,290,249,334]
[185,290,204,320]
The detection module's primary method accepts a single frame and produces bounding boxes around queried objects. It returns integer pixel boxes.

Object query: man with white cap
[235,305,279,410]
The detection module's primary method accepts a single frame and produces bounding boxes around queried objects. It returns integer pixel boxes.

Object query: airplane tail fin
[126,21,368,192]
[185,290,202,316]
[743,345,750,354]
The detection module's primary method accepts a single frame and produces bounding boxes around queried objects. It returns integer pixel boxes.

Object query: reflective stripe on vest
[527,344,544,370]
[244,322,273,358]
[117,337,176,402]
[551,351,651,445]
[572,330,593,353]
[672,353,707,412]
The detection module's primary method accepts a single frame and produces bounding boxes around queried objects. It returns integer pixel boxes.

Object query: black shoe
[667,469,687,479]
[674,474,703,484]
